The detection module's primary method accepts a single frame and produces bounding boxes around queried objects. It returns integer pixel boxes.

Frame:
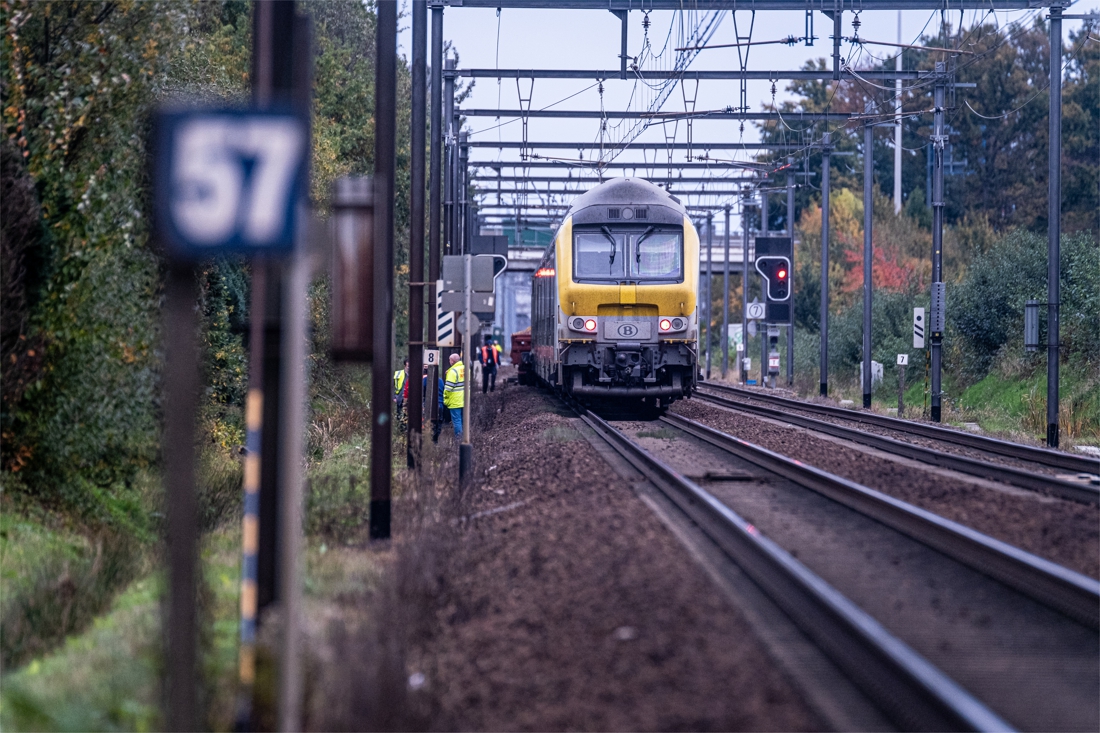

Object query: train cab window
[573,227,683,283]
[575,231,626,279]
[631,231,681,280]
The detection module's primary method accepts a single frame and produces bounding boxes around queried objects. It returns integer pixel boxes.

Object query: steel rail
[701,382,1100,476]
[694,387,1099,505]
[575,405,1013,732]
[663,411,1100,629]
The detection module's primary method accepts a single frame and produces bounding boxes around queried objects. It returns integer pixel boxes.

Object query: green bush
[952,230,1100,379]
[826,290,929,384]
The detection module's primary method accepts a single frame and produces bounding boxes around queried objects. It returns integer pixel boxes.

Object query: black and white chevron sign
[437,279,455,347]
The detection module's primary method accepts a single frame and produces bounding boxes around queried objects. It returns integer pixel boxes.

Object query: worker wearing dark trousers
[479,337,500,393]
[427,369,445,443]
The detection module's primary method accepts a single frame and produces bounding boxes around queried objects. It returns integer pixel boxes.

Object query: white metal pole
[894,10,903,215]
[277,223,310,733]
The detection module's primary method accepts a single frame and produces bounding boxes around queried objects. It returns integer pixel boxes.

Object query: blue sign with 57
[154,109,308,259]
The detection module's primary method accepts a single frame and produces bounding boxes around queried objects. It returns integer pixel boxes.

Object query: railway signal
[753,236,793,324]
[756,257,791,301]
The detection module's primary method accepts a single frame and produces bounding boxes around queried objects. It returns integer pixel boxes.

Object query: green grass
[0,487,148,670]
[0,511,90,619]
[806,360,1100,444]
[0,574,163,732]
[306,435,371,543]
[955,367,1100,443]
[0,528,244,732]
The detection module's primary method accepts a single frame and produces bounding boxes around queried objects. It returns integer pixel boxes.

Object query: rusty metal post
[428,4,444,431]
[165,265,199,732]
[370,0,397,540]
[407,0,427,467]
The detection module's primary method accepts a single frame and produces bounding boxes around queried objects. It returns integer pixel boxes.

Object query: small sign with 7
[154,109,308,259]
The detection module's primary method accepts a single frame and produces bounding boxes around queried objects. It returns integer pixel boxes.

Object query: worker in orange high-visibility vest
[478,336,501,393]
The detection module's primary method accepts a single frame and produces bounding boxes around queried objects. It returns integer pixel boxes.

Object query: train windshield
[632,230,681,279]
[575,231,626,279]
[573,228,683,282]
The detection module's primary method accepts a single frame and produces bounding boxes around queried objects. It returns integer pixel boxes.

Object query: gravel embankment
[674,398,1099,579]
[410,383,821,731]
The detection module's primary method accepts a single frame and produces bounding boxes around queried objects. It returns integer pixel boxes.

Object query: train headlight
[659,317,686,333]
[571,317,598,333]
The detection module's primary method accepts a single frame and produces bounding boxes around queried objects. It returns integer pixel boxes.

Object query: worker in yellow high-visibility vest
[393,358,408,415]
[443,353,465,437]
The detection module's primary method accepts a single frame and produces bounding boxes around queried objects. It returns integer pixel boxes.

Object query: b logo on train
[530,178,700,409]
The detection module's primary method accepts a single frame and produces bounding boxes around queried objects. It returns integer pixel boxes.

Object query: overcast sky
[397,2,1098,228]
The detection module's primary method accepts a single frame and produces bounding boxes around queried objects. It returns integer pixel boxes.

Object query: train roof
[565,177,686,222]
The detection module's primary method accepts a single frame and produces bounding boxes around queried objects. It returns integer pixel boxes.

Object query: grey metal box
[930,282,946,333]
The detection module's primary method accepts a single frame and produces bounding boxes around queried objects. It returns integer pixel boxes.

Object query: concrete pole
[1047,8,1062,447]
[894,10,903,215]
[820,134,831,396]
[930,64,945,422]
[722,205,731,379]
[862,108,874,409]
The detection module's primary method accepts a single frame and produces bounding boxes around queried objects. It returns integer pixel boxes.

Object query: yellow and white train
[531,178,700,410]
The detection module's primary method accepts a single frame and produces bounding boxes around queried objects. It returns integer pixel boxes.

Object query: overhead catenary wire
[468,6,1084,217]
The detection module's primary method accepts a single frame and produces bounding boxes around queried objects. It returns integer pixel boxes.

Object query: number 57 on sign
[153,109,309,260]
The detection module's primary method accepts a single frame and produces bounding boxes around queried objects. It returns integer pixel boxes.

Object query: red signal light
[777,268,787,280]
[535,267,556,278]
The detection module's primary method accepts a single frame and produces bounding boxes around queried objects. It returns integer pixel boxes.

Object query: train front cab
[533,191,699,408]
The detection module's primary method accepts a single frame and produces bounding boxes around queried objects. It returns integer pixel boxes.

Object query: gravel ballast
[410,383,821,731]
[673,398,1099,579]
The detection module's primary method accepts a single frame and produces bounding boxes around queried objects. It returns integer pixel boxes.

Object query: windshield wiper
[600,226,617,266]
[634,226,656,264]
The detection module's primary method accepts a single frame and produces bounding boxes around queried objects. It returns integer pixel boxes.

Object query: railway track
[695,383,1100,505]
[575,403,1100,732]
[699,382,1099,474]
